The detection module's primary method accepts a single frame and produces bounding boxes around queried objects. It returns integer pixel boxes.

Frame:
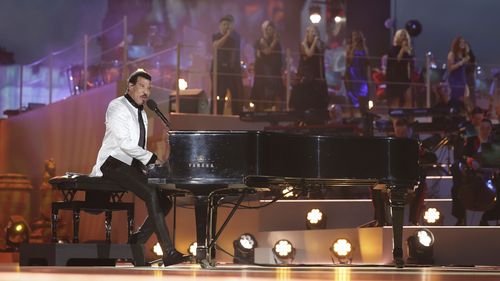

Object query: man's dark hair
[219,14,234,23]
[128,69,151,85]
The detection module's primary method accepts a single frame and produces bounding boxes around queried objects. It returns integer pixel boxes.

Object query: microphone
[146,99,171,128]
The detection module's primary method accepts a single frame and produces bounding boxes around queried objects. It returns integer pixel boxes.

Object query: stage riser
[258,199,490,231]
[255,227,500,266]
[19,243,145,266]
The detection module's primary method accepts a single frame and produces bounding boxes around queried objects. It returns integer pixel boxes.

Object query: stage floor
[1,263,500,281]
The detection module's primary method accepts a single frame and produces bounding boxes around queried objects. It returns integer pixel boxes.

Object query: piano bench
[49,174,134,244]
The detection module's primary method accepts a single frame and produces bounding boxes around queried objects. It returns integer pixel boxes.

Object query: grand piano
[150,131,419,267]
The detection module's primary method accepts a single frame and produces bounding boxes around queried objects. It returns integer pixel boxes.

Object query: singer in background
[90,69,188,266]
[386,29,414,108]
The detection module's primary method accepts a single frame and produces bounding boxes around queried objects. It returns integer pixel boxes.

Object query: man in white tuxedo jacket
[90,69,188,266]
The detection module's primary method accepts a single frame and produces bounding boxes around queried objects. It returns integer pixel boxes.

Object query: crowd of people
[209,15,500,226]
[211,15,499,120]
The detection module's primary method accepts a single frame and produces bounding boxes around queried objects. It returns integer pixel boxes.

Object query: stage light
[407,228,434,264]
[423,207,443,225]
[5,215,30,251]
[334,16,344,23]
[233,233,257,264]
[282,186,299,198]
[178,78,188,90]
[188,241,197,257]
[309,6,322,24]
[476,66,483,76]
[368,100,374,110]
[330,238,353,264]
[249,102,255,108]
[486,179,495,192]
[306,208,327,229]
[187,241,198,263]
[152,242,163,256]
[272,239,295,263]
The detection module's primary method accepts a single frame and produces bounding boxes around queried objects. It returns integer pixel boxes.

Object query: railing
[2,19,500,121]
[0,17,128,117]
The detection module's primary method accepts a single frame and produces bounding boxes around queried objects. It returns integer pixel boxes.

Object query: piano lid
[165,131,419,187]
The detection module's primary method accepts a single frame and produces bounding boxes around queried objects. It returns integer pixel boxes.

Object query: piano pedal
[147,258,163,267]
[199,259,216,269]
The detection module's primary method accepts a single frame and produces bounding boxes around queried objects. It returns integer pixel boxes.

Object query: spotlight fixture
[272,239,296,264]
[309,5,322,24]
[282,185,300,198]
[233,233,257,264]
[423,207,443,225]
[5,215,30,251]
[178,78,188,90]
[406,228,435,264]
[186,241,198,263]
[330,238,353,264]
[188,241,198,257]
[368,100,374,110]
[152,242,163,256]
[306,208,327,229]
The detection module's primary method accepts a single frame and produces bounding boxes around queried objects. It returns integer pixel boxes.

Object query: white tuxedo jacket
[90,95,153,177]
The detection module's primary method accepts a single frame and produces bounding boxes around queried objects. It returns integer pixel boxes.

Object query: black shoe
[162,250,190,266]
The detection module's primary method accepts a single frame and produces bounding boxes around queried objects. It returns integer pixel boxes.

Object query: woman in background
[289,25,328,116]
[447,36,470,105]
[251,20,285,111]
[386,29,413,108]
[345,30,370,114]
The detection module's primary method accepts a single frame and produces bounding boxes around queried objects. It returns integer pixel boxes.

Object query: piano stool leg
[389,187,407,268]
[105,210,112,243]
[51,205,59,243]
[127,207,134,241]
[72,209,80,243]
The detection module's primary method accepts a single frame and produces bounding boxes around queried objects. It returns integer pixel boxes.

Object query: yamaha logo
[188,155,215,168]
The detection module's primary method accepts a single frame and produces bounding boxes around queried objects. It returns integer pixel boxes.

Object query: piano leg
[194,196,209,263]
[389,186,407,268]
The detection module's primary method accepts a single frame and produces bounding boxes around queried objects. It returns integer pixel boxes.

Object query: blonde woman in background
[289,25,328,115]
[386,29,414,108]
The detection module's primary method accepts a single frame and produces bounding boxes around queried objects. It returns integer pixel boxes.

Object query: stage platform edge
[255,226,500,266]
[19,243,145,266]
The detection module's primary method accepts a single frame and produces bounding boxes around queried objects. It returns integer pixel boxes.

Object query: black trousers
[101,157,174,254]
[214,72,243,115]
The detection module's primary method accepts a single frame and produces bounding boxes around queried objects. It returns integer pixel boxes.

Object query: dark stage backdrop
[345,0,391,59]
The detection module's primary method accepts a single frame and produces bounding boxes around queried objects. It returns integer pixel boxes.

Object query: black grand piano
[150,131,419,267]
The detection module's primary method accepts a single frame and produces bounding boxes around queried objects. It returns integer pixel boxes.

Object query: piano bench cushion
[49,174,125,192]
